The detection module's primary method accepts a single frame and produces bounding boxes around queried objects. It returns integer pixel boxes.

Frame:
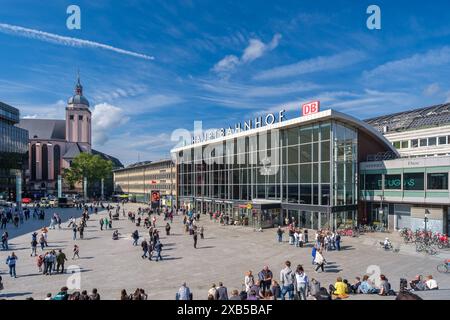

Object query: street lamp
[424,209,430,233]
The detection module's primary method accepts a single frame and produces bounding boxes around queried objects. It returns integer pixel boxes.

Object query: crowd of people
[0,202,444,300]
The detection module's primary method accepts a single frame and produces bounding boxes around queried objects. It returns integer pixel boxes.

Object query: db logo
[302,101,320,116]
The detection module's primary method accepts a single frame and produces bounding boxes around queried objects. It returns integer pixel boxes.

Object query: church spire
[75,70,83,95]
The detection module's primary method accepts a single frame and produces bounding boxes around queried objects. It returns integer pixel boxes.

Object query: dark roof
[113,159,174,172]
[92,149,124,169]
[18,119,66,140]
[364,103,450,134]
[63,143,83,159]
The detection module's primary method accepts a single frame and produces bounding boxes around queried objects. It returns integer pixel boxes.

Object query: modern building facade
[365,103,450,158]
[171,109,398,229]
[0,101,28,201]
[113,159,177,206]
[360,156,450,234]
[18,75,122,197]
[361,103,450,234]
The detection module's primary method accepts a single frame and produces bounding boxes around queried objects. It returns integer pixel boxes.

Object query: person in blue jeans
[311,245,317,265]
[279,260,295,300]
[6,252,18,278]
[276,227,283,243]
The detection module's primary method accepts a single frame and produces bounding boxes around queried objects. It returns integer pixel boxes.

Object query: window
[403,173,424,190]
[384,174,401,189]
[393,141,401,149]
[427,173,448,190]
[438,136,447,145]
[401,141,409,149]
[364,174,382,190]
[428,137,437,146]
[420,139,427,147]
[69,115,74,120]
[79,115,83,120]
[411,139,418,148]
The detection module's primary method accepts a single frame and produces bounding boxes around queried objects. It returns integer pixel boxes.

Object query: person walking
[193,230,198,249]
[99,218,104,231]
[104,217,109,230]
[200,226,204,239]
[276,226,284,243]
[132,230,139,246]
[6,252,18,278]
[294,265,309,300]
[72,224,77,240]
[154,240,163,261]
[56,249,67,273]
[311,245,317,265]
[141,239,149,259]
[335,233,341,251]
[78,224,84,240]
[279,261,295,300]
[72,244,80,260]
[31,234,38,257]
[314,249,326,273]
[165,223,171,236]
[39,234,46,251]
[1,231,8,250]
[45,251,55,275]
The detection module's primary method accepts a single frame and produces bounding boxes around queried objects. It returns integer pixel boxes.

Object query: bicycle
[437,261,450,273]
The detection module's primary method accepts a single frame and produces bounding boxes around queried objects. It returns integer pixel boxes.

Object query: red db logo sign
[302,101,320,116]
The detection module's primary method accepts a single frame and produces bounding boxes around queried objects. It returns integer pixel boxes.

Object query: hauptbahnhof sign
[191,109,286,145]
[191,100,321,145]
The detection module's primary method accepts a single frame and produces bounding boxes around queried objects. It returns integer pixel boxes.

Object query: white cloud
[254,50,366,80]
[212,55,240,73]
[20,99,66,119]
[0,22,154,60]
[22,114,38,119]
[423,83,441,96]
[212,33,282,75]
[92,103,129,146]
[364,46,450,79]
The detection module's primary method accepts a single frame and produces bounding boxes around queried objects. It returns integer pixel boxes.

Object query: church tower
[66,73,92,151]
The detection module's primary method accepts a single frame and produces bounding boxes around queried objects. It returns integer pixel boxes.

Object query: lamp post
[379,195,385,228]
[424,209,430,233]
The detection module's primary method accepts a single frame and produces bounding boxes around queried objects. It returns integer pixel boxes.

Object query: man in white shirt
[425,275,438,290]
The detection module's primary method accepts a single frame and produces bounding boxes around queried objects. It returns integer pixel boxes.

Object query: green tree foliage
[63,153,113,190]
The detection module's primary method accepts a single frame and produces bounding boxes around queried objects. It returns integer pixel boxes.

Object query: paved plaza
[0,203,449,300]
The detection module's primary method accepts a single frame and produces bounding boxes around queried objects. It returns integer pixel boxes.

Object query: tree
[63,153,113,194]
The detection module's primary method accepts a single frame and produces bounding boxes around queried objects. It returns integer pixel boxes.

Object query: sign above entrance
[302,101,320,116]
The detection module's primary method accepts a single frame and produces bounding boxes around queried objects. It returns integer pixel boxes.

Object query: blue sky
[1,0,450,165]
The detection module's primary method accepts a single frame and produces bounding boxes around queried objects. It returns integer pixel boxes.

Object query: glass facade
[175,120,359,229]
[0,103,28,201]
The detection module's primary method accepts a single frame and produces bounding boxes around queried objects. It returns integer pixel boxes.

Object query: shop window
[403,172,424,190]
[427,173,448,190]
[384,174,402,189]
[438,136,447,145]
[401,141,409,149]
[392,141,401,149]
[364,174,382,190]
[411,139,418,148]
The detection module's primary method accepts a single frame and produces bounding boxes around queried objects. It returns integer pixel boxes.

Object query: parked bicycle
[437,260,450,273]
